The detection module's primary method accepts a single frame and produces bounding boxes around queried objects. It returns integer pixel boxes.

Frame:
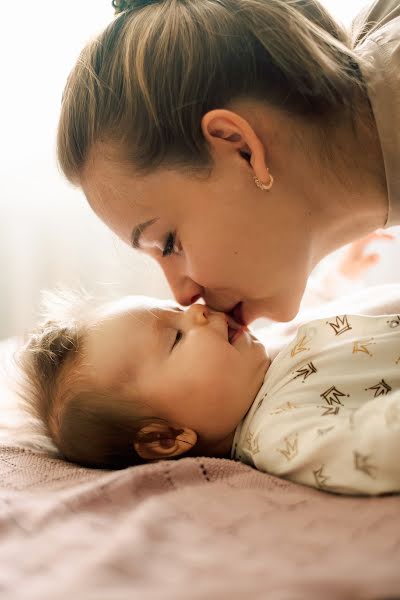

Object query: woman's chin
[244,298,301,324]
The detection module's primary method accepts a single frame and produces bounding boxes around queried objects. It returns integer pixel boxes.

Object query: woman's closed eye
[162,232,178,257]
[172,330,183,350]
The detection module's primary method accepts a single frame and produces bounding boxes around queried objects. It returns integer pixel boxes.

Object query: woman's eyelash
[172,330,183,349]
[162,232,176,257]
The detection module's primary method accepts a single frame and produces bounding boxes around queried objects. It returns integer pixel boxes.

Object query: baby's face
[84,297,270,446]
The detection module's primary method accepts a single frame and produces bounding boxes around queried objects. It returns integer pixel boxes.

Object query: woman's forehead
[81,145,152,218]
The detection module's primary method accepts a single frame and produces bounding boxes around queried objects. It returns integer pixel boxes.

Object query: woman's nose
[163,263,204,307]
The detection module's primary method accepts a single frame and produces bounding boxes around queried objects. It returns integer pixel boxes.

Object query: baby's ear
[133,421,197,460]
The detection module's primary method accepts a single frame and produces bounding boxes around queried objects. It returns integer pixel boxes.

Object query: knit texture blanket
[1,446,400,600]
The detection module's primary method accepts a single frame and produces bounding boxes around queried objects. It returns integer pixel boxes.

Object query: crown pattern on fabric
[366,379,392,398]
[320,406,340,416]
[320,385,347,406]
[276,435,298,462]
[387,316,400,328]
[244,431,261,456]
[353,451,377,479]
[290,335,310,357]
[352,340,375,357]
[292,362,317,382]
[313,465,330,489]
[328,315,352,336]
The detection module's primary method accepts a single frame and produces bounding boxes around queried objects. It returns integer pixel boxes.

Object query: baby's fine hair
[16,289,163,470]
[57,0,368,183]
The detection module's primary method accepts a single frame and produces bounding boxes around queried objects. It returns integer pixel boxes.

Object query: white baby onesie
[231,314,400,495]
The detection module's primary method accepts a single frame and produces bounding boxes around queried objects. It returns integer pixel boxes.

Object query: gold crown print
[276,434,298,461]
[290,335,310,357]
[313,465,330,489]
[352,340,375,357]
[244,431,261,456]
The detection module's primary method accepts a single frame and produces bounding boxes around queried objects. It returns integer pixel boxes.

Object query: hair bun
[112,0,161,14]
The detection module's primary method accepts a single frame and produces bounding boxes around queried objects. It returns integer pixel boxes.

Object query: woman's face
[82,139,314,324]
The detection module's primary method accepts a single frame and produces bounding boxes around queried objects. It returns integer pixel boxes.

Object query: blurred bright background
[0,0,399,339]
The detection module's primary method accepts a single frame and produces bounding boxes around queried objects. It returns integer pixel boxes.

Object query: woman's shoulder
[352,1,400,228]
[351,0,400,48]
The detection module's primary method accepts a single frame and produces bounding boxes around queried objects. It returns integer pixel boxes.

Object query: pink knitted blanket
[1,445,399,600]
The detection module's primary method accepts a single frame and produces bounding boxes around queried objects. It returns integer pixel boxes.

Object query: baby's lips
[228,302,247,327]
[226,311,248,332]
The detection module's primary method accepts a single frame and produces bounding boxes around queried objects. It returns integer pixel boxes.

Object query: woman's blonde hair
[57,0,366,182]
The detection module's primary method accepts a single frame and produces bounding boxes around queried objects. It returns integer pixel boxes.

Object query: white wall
[0,0,397,339]
[0,1,171,338]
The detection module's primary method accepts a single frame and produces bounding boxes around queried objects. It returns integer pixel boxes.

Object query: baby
[18,290,400,495]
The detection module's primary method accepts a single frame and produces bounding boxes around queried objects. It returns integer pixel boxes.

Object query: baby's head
[18,291,269,469]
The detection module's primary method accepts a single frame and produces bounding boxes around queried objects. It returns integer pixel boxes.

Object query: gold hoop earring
[254,174,274,192]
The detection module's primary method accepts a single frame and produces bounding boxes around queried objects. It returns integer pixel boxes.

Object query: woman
[57,0,399,324]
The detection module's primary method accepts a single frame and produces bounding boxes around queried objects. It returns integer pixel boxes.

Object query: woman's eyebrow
[131,217,159,249]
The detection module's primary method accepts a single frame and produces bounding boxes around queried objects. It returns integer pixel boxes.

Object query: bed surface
[1,446,400,600]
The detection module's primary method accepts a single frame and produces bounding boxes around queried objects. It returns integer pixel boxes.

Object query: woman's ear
[201,108,270,183]
[133,421,197,461]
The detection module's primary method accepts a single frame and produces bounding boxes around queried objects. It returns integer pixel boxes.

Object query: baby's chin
[249,345,271,388]
[263,353,272,371]
[260,354,272,380]
[250,332,271,366]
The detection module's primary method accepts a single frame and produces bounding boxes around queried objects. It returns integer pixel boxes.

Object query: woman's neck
[307,96,388,266]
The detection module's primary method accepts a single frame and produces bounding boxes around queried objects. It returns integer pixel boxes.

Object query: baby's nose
[187,303,210,325]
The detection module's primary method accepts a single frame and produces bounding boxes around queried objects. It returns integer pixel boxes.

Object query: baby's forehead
[95,296,180,322]
[84,297,175,387]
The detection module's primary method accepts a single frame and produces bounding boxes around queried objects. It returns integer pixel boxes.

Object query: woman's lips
[228,302,246,326]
